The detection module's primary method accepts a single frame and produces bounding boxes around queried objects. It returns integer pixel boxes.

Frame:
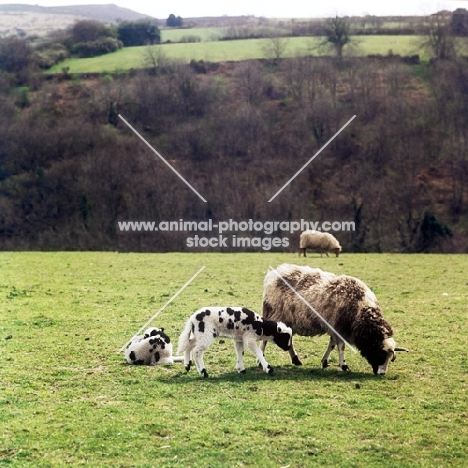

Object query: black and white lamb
[125,327,183,365]
[262,264,408,375]
[177,306,292,378]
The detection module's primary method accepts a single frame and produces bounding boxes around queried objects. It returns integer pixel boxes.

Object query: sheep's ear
[160,327,164,333]
[277,325,282,333]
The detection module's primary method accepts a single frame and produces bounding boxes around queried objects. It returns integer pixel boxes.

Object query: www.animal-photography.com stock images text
[1,1,467,466]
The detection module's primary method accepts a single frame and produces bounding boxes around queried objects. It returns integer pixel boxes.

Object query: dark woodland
[1,51,467,252]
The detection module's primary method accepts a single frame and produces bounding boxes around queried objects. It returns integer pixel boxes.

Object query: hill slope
[0,3,154,36]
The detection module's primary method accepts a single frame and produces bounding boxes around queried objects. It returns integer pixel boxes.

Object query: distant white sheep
[125,327,183,365]
[262,264,408,375]
[177,306,292,378]
[299,230,342,257]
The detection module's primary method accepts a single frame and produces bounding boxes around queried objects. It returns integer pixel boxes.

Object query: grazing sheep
[299,230,342,257]
[125,327,183,365]
[177,307,292,378]
[262,264,408,375]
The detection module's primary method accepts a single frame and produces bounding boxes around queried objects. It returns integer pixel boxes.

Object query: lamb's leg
[234,340,246,374]
[337,341,349,371]
[192,345,209,378]
[246,339,274,375]
[321,336,336,369]
[258,340,268,367]
[192,335,214,378]
[260,338,301,366]
[183,340,195,372]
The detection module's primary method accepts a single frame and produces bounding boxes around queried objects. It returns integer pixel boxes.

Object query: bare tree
[233,61,265,105]
[261,33,289,62]
[320,15,352,59]
[143,45,169,72]
[422,11,456,59]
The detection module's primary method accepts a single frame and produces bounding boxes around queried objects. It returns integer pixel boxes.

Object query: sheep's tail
[176,319,193,355]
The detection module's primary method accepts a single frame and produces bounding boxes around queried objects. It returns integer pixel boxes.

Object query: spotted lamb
[125,327,183,365]
[177,306,292,378]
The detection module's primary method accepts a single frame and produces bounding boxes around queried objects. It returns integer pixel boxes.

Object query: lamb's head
[143,327,164,339]
[363,337,409,375]
[273,322,293,351]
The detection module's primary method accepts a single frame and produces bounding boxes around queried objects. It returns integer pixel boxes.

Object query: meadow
[47,35,424,74]
[1,252,467,467]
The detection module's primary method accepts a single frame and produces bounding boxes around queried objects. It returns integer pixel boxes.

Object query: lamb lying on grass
[125,327,183,365]
[177,307,292,378]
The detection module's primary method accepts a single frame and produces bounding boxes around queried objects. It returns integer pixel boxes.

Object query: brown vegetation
[0,55,467,252]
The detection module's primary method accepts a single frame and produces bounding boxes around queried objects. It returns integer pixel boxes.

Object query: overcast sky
[1,0,467,19]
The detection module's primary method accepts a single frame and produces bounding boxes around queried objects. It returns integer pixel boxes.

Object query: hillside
[0,3,153,37]
[1,55,467,252]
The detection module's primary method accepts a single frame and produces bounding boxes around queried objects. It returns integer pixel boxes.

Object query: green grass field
[47,36,425,74]
[1,252,467,466]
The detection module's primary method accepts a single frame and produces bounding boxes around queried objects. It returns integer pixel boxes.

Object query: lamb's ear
[277,325,282,333]
[160,328,164,333]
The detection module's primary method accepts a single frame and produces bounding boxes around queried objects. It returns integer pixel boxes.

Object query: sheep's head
[366,337,409,375]
[333,246,342,257]
[273,323,293,351]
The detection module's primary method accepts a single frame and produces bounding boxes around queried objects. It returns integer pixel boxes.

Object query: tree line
[0,49,467,252]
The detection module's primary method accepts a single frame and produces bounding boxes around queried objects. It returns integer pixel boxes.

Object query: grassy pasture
[1,252,467,466]
[47,35,424,74]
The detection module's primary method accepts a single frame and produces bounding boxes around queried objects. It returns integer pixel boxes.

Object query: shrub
[72,37,122,58]
[34,43,70,69]
[117,21,160,47]
[180,35,201,43]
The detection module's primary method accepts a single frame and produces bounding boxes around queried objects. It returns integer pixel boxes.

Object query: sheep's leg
[245,339,274,375]
[337,341,349,371]
[289,338,302,365]
[321,336,336,369]
[234,340,246,374]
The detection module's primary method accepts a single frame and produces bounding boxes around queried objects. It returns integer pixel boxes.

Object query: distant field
[1,252,467,466]
[47,35,425,74]
[161,27,226,43]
